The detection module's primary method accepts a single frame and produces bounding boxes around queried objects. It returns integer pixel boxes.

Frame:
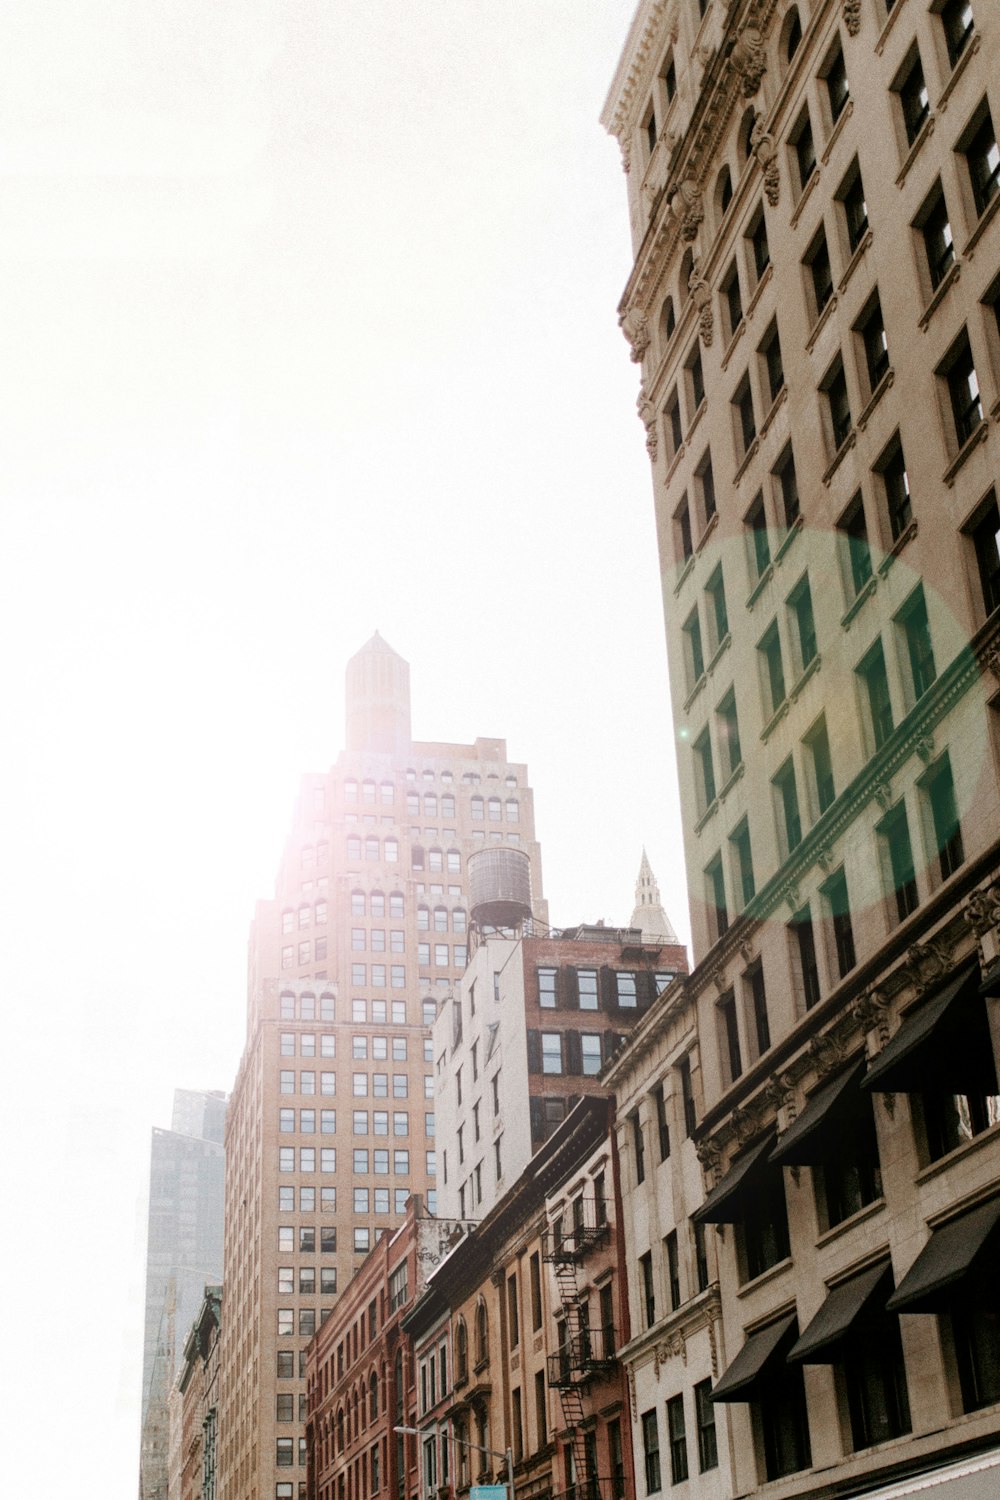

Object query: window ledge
[822,428,857,487]
[815,1197,886,1250]
[733,435,760,486]
[694,797,720,835]
[774,513,804,565]
[790,652,821,700]
[805,293,838,354]
[821,99,854,167]
[837,227,873,298]
[841,574,877,629]
[918,262,961,331]
[673,553,696,597]
[895,113,935,190]
[790,167,820,232]
[718,761,745,803]
[760,697,790,742]
[875,0,910,56]
[684,396,707,445]
[942,420,989,487]
[937,32,981,114]
[759,384,788,443]
[736,1255,793,1300]
[745,261,774,323]
[746,563,774,611]
[914,1117,1000,1188]
[683,672,708,714]
[720,318,747,374]
[877,518,918,577]
[664,442,686,485]
[961,183,1000,261]
[695,508,719,554]
[857,369,894,432]
[707,632,732,676]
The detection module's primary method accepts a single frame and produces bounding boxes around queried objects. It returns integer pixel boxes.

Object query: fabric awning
[887,1197,1000,1313]
[711,1313,797,1402]
[788,1261,890,1362]
[840,1445,1000,1498]
[771,1061,866,1166]
[861,964,990,1094]
[692,1134,775,1225]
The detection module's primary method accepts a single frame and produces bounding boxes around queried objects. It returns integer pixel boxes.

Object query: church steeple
[345,632,412,755]
[630,848,680,944]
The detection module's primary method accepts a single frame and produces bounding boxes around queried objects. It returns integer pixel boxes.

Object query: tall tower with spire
[345,631,412,757]
[629,849,680,945]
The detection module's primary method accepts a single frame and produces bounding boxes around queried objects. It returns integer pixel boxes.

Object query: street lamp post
[394,1425,515,1500]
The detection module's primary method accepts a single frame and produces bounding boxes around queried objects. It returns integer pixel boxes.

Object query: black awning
[711,1313,797,1402]
[861,964,988,1094]
[888,1198,1000,1314]
[770,1060,866,1166]
[691,1134,775,1225]
[788,1261,890,1362]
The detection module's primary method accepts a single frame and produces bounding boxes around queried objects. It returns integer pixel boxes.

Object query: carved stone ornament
[669,177,705,242]
[732,23,767,97]
[619,134,632,175]
[729,1102,759,1146]
[707,1305,719,1377]
[853,987,890,1046]
[915,734,935,764]
[750,116,780,206]
[622,305,651,364]
[966,883,1000,939]
[688,259,714,346]
[843,0,862,37]
[985,644,1000,681]
[809,1030,846,1078]
[783,881,800,914]
[696,1136,722,1185]
[637,384,659,461]
[652,1332,687,1376]
[738,938,756,967]
[902,936,951,993]
[817,846,835,873]
[627,1365,637,1420]
[710,966,729,994]
[764,1071,796,1121]
[873,780,894,812]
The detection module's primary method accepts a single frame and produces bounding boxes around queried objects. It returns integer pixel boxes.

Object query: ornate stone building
[604,1,1000,1496]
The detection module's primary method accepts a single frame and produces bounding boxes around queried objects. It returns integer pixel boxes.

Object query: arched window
[488,798,502,821]
[351,890,365,916]
[679,247,694,306]
[471,796,484,820]
[336,1408,344,1452]
[362,779,376,804]
[474,1300,489,1366]
[300,993,316,1020]
[442,794,455,818]
[365,836,379,862]
[428,848,443,872]
[447,849,461,873]
[424,793,438,816]
[716,164,733,218]
[371,891,385,918]
[782,5,802,64]
[417,905,430,931]
[407,791,420,816]
[423,769,435,783]
[369,1371,379,1420]
[456,1318,468,1381]
[347,837,362,861]
[412,846,425,871]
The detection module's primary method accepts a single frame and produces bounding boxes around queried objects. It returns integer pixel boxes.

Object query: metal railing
[546,1326,617,1387]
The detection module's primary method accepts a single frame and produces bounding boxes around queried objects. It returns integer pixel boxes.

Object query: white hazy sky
[0,4,690,1493]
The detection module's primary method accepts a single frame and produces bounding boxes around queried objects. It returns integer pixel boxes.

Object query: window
[642,1409,661,1494]
[858,295,889,392]
[696,450,716,526]
[963,105,999,218]
[760,320,784,405]
[686,344,705,411]
[718,989,742,1083]
[879,804,919,922]
[898,587,936,700]
[788,576,817,673]
[858,642,894,750]
[746,960,771,1054]
[746,492,771,579]
[276,1439,294,1468]
[674,496,693,565]
[824,44,849,124]
[640,1252,656,1328]
[541,1033,562,1074]
[824,867,857,978]
[940,0,974,68]
[790,907,821,1010]
[969,492,1000,615]
[581,1034,602,1075]
[877,437,913,543]
[775,445,799,528]
[839,160,868,254]
[758,621,786,716]
[823,357,852,451]
[838,493,872,597]
[654,1084,670,1161]
[747,206,769,282]
[706,854,728,941]
[773,758,802,855]
[733,375,756,456]
[667,1395,689,1485]
[665,388,683,458]
[897,51,930,147]
[730,818,755,909]
[538,967,557,1008]
[632,1110,646,1184]
[918,182,955,290]
[923,756,964,880]
[279,1108,294,1133]
[678,1057,697,1137]
[694,1380,718,1472]
[694,730,717,814]
[721,261,743,341]
[941,330,983,446]
[805,228,833,318]
[682,607,705,691]
[792,108,816,192]
[717,691,742,781]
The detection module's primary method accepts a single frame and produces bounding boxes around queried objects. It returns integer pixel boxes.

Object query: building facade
[173,1288,223,1500]
[218,636,546,1500]
[140,1089,227,1500]
[604,1,1000,1496]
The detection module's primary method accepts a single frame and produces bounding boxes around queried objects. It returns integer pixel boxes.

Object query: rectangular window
[823,358,853,451]
[687,344,705,411]
[824,43,849,123]
[804,716,835,817]
[640,1251,656,1328]
[879,804,919,922]
[665,1229,681,1310]
[924,756,964,880]
[838,492,872,597]
[694,1380,718,1472]
[678,1056,696,1137]
[790,907,821,1010]
[730,818,754,910]
[706,854,728,941]
[665,387,683,458]
[538,966,557,1008]
[859,294,889,393]
[748,206,770,282]
[721,260,743,341]
[917,181,955,290]
[898,587,936,701]
[746,491,771,580]
[940,0,974,69]
[696,450,716,527]
[616,971,638,1007]
[773,758,802,854]
[718,988,742,1083]
[792,108,816,191]
[824,867,857,978]
[839,159,869,254]
[879,435,912,544]
[746,960,771,1054]
[963,105,1000,218]
[758,621,786,716]
[897,49,930,147]
[941,330,983,447]
[682,607,705,692]
[775,445,799,529]
[705,565,729,652]
[694,729,717,814]
[858,641,894,750]
[632,1110,646,1184]
[760,320,784,405]
[642,1409,662,1495]
[667,1394,689,1485]
[674,495,694,565]
[654,1083,670,1161]
[578,968,599,1009]
[968,491,1000,616]
[788,575,817,674]
[716,691,742,783]
[541,1033,562,1074]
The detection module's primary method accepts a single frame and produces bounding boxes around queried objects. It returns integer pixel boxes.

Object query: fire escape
[543,1199,618,1500]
